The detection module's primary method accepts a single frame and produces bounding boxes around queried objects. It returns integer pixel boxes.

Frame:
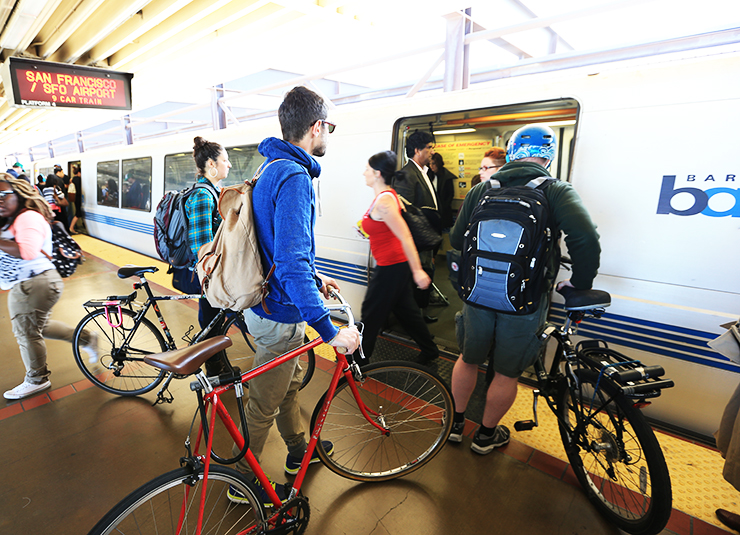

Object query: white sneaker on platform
[3,380,51,400]
[82,331,99,363]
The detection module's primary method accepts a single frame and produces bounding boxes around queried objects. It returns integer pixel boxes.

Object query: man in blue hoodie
[229,86,360,506]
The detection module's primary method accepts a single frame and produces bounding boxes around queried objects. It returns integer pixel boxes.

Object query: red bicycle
[88,292,453,535]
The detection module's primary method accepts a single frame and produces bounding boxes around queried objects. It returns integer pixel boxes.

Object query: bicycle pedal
[514,419,537,432]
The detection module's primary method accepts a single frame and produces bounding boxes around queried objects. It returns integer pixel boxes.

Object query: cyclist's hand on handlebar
[412,268,431,290]
[556,279,575,292]
[316,272,341,299]
[329,326,361,354]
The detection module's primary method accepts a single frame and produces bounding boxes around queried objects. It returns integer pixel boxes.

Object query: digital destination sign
[1,57,133,110]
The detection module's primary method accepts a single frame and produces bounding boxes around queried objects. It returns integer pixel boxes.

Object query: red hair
[484,147,506,160]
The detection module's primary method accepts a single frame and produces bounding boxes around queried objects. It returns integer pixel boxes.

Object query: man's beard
[312,142,326,157]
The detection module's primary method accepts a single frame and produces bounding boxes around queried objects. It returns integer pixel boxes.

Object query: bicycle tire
[310,361,453,482]
[88,465,266,535]
[73,308,168,396]
[222,315,315,390]
[557,368,672,535]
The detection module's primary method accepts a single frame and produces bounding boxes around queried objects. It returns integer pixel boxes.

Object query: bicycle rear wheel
[558,368,672,535]
[88,465,265,535]
[222,314,315,390]
[73,308,168,396]
[311,361,453,482]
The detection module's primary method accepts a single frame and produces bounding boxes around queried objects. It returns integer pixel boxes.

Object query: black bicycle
[71,265,315,403]
[514,286,674,535]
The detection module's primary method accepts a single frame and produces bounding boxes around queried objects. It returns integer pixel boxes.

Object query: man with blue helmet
[448,124,601,454]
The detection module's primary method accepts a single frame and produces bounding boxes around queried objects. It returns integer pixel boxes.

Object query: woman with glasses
[478,147,507,183]
[0,174,97,400]
[356,151,439,365]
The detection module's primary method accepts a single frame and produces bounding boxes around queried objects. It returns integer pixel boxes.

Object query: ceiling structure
[1,0,739,164]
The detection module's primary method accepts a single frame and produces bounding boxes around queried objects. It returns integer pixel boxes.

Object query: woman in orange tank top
[358,151,439,365]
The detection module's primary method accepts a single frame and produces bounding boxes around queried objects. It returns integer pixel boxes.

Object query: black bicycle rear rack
[576,340,674,399]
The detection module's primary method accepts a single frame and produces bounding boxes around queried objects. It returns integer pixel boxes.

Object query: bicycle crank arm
[514,390,540,432]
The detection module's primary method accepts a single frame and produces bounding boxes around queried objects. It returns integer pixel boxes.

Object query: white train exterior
[33,50,740,439]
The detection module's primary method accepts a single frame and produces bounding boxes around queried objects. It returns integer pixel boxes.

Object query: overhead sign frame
[1,57,133,111]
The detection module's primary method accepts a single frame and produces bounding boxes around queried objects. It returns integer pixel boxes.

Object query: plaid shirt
[185,177,220,267]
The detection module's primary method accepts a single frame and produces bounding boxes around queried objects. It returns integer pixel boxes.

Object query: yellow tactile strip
[78,234,737,532]
[502,381,736,532]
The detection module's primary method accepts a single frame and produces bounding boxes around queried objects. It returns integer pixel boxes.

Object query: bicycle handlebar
[325,290,356,327]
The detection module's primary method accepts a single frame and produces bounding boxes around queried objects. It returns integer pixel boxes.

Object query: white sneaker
[4,380,52,400]
[81,331,99,363]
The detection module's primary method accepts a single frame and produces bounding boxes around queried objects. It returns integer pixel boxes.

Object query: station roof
[1,0,739,163]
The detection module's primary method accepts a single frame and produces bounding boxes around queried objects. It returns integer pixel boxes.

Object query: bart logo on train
[657,175,740,217]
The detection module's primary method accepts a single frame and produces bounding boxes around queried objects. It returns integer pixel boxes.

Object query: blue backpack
[454,177,556,315]
[153,182,218,269]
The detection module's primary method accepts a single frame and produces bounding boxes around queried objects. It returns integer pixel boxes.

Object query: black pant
[360,262,438,362]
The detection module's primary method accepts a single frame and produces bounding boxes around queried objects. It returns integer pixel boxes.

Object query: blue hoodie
[250,137,339,343]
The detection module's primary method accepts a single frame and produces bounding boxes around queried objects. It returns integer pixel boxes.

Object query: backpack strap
[526,176,556,190]
[250,158,287,185]
[370,190,402,213]
[192,181,219,203]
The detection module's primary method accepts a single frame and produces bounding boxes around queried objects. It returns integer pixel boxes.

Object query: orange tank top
[362,191,406,266]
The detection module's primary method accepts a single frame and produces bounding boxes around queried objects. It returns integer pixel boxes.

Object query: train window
[226,145,264,184]
[97,160,119,207]
[392,98,579,205]
[164,144,263,194]
[122,157,153,212]
[164,152,198,192]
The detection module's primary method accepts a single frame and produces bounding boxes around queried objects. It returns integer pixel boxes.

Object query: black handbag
[398,196,442,252]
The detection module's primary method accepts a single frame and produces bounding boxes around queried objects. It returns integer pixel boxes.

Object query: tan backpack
[196,161,278,312]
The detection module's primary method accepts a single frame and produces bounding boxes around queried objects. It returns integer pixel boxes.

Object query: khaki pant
[8,270,69,384]
[234,309,306,476]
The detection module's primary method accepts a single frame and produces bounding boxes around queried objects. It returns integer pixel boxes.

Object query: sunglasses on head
[321,120,336,134]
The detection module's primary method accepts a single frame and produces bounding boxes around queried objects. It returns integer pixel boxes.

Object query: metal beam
[86,0,195,64]
[47,0,153,63]
[36,0,109,58]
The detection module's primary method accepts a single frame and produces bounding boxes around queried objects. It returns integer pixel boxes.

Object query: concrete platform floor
[0,236,734,535]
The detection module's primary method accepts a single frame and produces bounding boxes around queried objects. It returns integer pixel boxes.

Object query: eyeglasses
[321,121,336,134]
[0,190,15,200]
[479,165,500,172]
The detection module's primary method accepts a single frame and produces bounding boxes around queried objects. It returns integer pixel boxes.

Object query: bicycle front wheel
[311,361,453,482]
[558,368,672,535]
[88,465,266,535]
[73,308,168,396]
[222,314,315,390]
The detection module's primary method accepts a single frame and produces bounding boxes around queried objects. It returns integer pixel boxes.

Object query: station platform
[0,235,737,535]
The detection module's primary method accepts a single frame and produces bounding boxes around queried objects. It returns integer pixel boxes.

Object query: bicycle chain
[246,496,311,535]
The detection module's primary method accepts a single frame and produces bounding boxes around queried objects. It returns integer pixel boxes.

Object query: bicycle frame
[85,275,231,356]
[185,337,385,534]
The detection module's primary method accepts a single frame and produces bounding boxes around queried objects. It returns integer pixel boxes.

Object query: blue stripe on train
[549,304,739,372]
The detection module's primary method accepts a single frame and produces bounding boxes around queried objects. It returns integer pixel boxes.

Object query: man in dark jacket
[229,86,360,506]
[392,130,440,322]
[447,124,601,454]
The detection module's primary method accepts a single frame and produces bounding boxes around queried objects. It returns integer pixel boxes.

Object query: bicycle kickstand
[514,390,540,432]
[153,373,176,406]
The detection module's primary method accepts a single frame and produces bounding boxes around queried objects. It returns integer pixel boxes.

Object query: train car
[33,49,740,439]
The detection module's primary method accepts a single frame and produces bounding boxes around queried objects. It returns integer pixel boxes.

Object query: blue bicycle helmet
[506,125,557,166]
